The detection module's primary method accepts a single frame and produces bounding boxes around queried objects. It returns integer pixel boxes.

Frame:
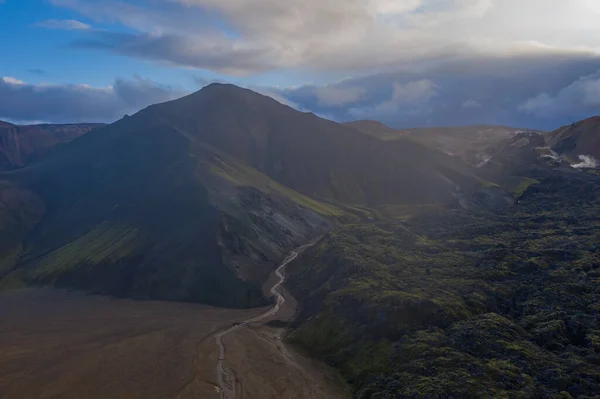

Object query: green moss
[208,154,347,218]
[287,176,600,398]
[507,177,540,197]
[32,223,140,279]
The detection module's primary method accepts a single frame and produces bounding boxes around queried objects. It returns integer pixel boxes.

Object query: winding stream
[214,245,311,399]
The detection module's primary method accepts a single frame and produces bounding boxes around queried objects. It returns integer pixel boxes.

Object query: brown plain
[0,286,348,399]
[0,288,263,399]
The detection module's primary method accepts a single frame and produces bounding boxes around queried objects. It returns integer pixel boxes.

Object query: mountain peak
[151,82,294,122]
[196,82,258,98]
[202,82,240,90]
[0,120,16,127]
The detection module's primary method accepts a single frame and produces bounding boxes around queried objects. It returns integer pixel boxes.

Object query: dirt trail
[214,246,308,399]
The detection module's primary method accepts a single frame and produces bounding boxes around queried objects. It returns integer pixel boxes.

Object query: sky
[1,0,600,129]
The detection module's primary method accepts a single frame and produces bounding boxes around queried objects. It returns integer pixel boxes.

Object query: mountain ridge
[0,120,103,171]
[346,119,546,167]
[0,83,506,306]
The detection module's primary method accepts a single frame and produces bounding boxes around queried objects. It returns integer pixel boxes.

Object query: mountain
[346,120,543,167]
[283,117,600,398]
[0,120,102,171]
[474,131,552,197]
[549,116,600,168]
[147,84,489,208]
[0,83,491,306]
[287,167,600,398]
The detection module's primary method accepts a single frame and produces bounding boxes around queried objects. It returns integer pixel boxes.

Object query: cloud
[27,69,45,75]
[0,76,186,123]
[277,54,600,129]
[50,0,600,75]
[572,155,598,169]
[113,76,185,108]
[70,31,280,75]
[462,99,482,109]
[2,77,24,85]
[519,70,600,118]
[37,19,91,30]
[315,86,365,106]
[349,79,438,119]
[248,86,302,110]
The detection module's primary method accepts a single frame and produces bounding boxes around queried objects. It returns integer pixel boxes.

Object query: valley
[1,84,599,398]
[0,288,265,399]
[0,253,347,399]
[5,1,600,397]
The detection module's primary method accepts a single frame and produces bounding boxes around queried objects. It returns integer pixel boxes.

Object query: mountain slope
[146,84,487,208]
[287,168,600,398]
[550,116,600,168]
[0,83,491,306]
[0,120,102,171]
[346,120,542,167]
[0,112,334,306]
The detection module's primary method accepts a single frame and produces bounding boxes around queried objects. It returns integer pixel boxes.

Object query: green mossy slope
[288,171,600,398]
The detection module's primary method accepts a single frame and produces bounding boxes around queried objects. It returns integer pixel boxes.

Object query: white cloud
[391,79,438,104]
[37,19,91,30]
[367,0,424,15]
[519,70,600,117]
[315,86,365,106]
[572,155,598,169]
[2,77,24,85]
[51,0,600,75]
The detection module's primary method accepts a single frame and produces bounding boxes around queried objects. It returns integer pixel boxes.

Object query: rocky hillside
[550,116,600,168]
[0,120,102,171]
[287,168,600,398]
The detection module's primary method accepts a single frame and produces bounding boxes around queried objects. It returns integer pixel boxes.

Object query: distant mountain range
[0,120,103,171]
[346,120,545,166]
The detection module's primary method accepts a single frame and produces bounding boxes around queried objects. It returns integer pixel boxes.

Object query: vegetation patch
[287,172,600,398]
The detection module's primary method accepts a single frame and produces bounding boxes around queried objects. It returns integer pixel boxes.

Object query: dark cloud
[519,70,600,120]
[71,31,279,75]
[3,54,600,129]
[277,55,600,130]
[0,76,187,123]
[113,76,183,108]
